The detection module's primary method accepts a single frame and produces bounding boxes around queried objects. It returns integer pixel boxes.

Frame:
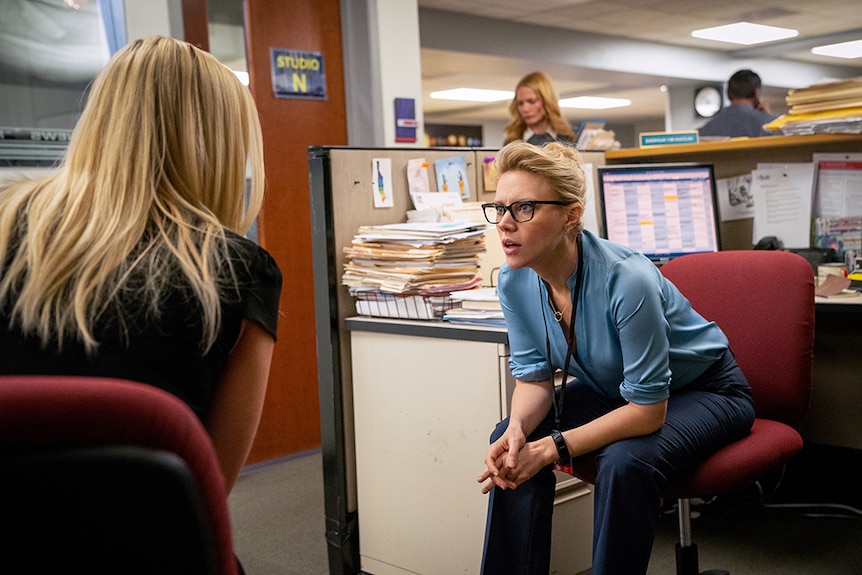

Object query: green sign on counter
[639,131,699,147]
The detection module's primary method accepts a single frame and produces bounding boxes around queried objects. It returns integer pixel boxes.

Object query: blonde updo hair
[494,141,587,234]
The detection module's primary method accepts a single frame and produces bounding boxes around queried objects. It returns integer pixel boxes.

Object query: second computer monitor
[596,162,721,264]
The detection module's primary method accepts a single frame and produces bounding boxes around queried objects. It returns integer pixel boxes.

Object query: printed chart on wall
[812,154,862,260]
[812,153,862,218]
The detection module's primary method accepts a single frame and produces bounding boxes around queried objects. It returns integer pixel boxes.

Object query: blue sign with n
[271,48,326,100]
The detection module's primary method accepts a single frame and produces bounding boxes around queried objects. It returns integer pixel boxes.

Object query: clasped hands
[477,426,555,494]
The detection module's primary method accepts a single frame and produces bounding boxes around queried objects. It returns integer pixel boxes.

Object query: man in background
[699,69,780,138]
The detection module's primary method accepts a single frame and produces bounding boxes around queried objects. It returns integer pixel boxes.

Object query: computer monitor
[596,162,721,264]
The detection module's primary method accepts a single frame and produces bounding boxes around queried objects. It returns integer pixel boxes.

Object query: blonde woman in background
[0,35,282,494]
[503,71,575,146]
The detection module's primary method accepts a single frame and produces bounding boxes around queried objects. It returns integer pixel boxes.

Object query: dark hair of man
[727,69,762,100]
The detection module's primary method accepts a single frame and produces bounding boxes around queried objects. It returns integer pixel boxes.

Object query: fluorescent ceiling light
[812,40,862,59]
[430,88,514,102]
[691,22,798,45]
[430,89,631,109]
[559,96,631,110]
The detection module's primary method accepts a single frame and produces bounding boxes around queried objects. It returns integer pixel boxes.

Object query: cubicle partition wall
[309,147,491,573]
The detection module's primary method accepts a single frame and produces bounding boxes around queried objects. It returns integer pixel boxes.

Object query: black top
[0,231,283,419]
[504,132,575,147]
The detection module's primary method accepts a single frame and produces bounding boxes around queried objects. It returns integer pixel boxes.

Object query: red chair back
[660,250,815,426]
[0,375,238,575]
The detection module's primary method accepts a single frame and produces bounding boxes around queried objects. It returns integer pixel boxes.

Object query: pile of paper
[767,77,862,135]
[343,222,487,318]
[443,287,505,327]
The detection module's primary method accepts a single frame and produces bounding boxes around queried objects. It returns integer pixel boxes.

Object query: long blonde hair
[503,71,575,144]
[0,35,265,352]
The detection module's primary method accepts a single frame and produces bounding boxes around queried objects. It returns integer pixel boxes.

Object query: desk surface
[816,295,862,313]
[344,316,508,344]
[347,298,861,336]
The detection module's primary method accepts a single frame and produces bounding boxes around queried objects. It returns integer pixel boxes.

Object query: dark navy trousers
[480,351,755,575]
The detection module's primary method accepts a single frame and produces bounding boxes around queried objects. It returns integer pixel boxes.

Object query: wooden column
[181,0,209,50]
[243,0,348,462]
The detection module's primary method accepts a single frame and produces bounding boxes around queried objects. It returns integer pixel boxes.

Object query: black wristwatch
[550,429,570,464]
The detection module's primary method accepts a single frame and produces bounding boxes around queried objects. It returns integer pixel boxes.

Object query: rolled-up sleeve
[607,259,673,404]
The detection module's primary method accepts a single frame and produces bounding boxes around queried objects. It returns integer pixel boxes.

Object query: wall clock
[694,86,722,118]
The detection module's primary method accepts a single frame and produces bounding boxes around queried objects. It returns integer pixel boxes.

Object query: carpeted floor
[229,450,329,575]
[646,487,862,574]
[229,444,862,575]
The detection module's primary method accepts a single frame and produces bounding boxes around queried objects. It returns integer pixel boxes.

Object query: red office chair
[568,250,815,575]
[0,375,239,575]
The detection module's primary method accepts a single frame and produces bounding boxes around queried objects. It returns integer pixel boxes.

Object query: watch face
[695,86,722,118]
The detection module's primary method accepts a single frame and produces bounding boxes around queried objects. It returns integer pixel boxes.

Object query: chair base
[676,500,731,575]
[675,543,730,575]
[675,541,698,575]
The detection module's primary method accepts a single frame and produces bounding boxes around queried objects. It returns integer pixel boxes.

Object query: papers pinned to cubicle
[812,153,862,218]
[408,191,464,223]
[372,157,394,208]
[406,158,431,195]
[716,174,755,222]
[435,156,470,199]
[750,163,815,249]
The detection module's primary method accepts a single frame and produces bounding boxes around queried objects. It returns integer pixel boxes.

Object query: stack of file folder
[342,222,487,319]
[768,77,862,135]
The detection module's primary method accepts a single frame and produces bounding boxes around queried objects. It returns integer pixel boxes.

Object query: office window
[0,0,112,130]
[207,0,248,85]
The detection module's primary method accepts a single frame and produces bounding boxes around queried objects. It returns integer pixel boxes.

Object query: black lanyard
[542,232,583,428]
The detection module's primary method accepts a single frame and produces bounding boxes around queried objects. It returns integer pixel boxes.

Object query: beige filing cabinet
[346,317,593,575]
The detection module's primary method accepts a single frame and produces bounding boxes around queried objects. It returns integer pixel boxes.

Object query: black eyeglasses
[481,200,573,224]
